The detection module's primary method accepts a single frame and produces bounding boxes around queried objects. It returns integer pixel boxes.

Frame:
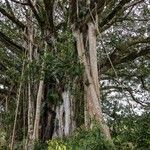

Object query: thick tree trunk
[87,22,111,140]
[73,23,111,140]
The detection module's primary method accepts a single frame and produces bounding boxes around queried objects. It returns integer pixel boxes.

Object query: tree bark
[62,90,71,136]
[53,90,75,138]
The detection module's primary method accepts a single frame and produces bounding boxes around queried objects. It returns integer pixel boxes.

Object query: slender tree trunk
[10,61,25,150]
[25,8,35,149]
[27,22,34,141]
[23,86,27,150]
[33,43,47,141]
[33,80,44,140]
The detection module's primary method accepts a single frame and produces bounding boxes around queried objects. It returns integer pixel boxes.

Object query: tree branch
[0,7,26,29]
[71,0,107,28]
[126,88,147,107]
[5,0,15,17]
[43,0,54,32]
[139,76,150,91]
[117,37,150,50]
[99,0,132,27]
[0,31,25,54]
[27,0,43,26]
[101,37,150,73]
[119,46,150,64]
[102,85,147,107]
[10,0,29,5]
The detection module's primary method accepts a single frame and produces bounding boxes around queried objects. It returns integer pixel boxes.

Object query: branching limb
[101,37,150,73]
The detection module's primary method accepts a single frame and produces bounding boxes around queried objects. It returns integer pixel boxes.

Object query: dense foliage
[36,113,150,150]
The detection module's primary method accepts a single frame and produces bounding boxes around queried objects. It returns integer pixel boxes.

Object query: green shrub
[65,126,115,150]
[47,139,71,150]
[47,125,115,150]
